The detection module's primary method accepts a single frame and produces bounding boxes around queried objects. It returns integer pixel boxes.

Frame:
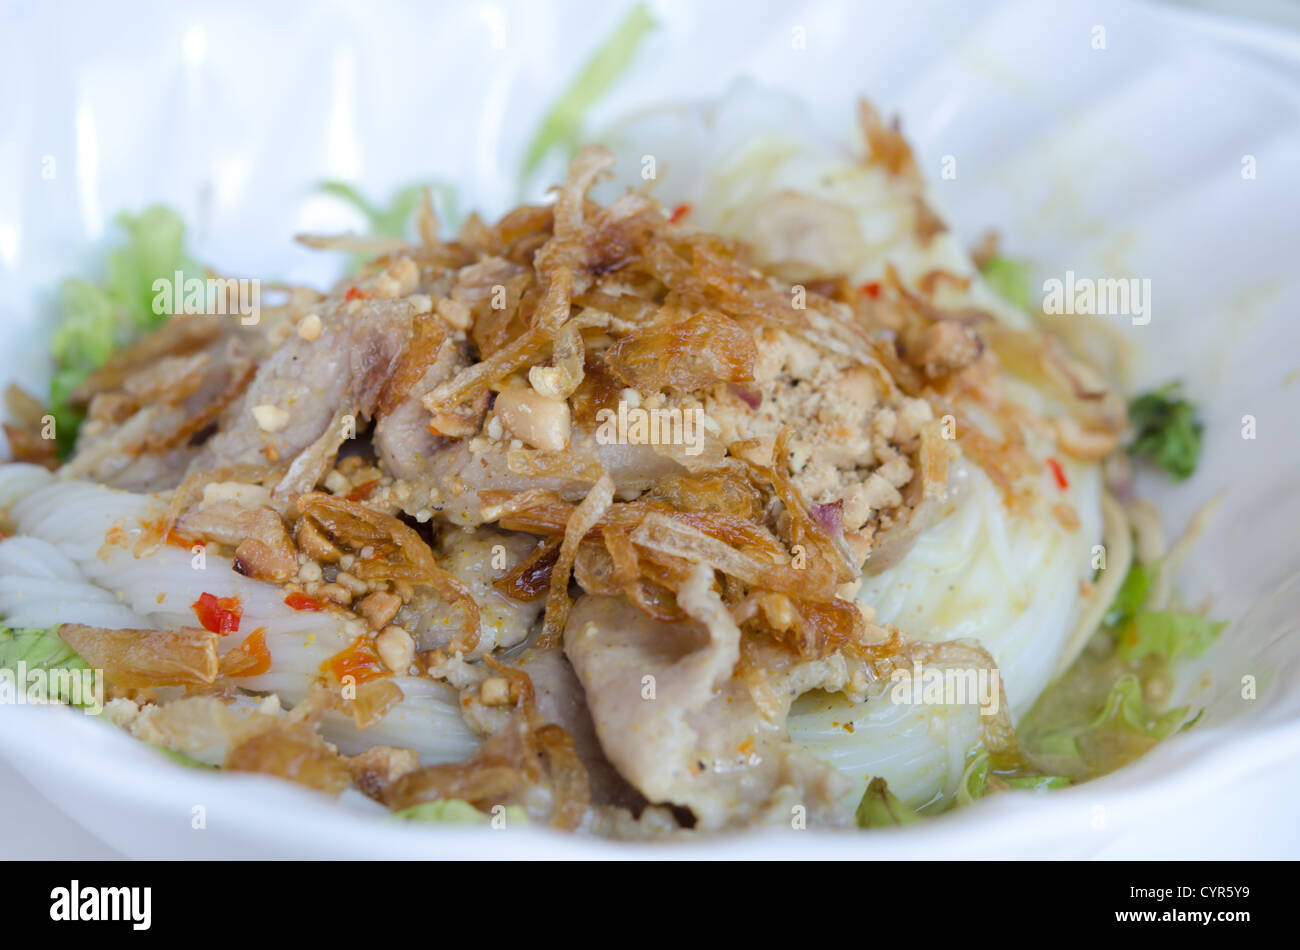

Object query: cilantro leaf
[1128,383,1203,482]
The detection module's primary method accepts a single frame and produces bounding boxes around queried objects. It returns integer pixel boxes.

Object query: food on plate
[0,88,1219,837]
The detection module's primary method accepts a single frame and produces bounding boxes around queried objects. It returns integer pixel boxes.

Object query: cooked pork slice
[416,433,688,526]
[564,582,856,831]
[189,297,419,477]
[398,527,543,658]
[516,645,646,810]
[370,317,473,514]
[63,337,258,492]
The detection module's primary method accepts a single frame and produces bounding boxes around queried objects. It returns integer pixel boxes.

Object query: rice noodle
[1051,492,1131,678]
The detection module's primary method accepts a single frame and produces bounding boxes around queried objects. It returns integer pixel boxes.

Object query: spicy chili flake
[324,636,386,685]
[1047,457,1070,491]
[669,203,692,224]
[228,627,272,677]
[284,592,326,612]
[859,281,882,298]
[344,286,367,302]
[191,592,242,636]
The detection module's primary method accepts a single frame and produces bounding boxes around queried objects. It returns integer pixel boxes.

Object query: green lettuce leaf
[393,799,528,826]
[1104,560,1154,628]
[47,206,199,456]
[957,751,991,805]
[0,626,86,674]
[1002,775,1071,791]
[978,255,1032,310]
[1034,673,1189,766]
[519,2,657,186]
[1116,610,1226,662]
[0,626,90,707]
[958,750,1070,800]
[855,777,921,828]
[1128,383,1203,482]
[158,748,218,770]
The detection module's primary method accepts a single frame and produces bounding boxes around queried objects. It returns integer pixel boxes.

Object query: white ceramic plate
[2,0,1299,858]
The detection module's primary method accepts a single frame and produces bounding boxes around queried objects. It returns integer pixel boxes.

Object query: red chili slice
[1047,457,1070,491]
[191,592,242,636]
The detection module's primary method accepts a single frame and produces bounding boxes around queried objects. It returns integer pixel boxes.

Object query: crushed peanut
[251,404,290,433]
[479,677,511,707]
[356,591,402,631]
[375,625,415,672]
[297,313,323,341]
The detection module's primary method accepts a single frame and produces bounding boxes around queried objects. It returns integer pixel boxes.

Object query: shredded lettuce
[1002,775,1070,791]
[1104,560,1154,628]
[1103,560,1225,661]
[1116,610,1226,663]
[855,777,921,828]
[48,206,199,456]
[393,799,528,826]
[1033,673,1190,766]
[518,2,657,188]
[0,626,90,707]
[0,626,86,675]
[957,751,992,805]
[958,749,1071,801]
[1128,383,1203,482]
[978,255,1032,311]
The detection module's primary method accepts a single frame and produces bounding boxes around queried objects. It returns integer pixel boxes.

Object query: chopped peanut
[334,571,368,596]
[251,404,290,433]
[494,385,570,451]
[297,313,323,341]
[316,583,352,607]
[356,591,401,631]
[375,625,414,672]
[479,677,511,707]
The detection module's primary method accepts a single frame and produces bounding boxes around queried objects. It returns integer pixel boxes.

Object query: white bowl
[2,0,1299,858]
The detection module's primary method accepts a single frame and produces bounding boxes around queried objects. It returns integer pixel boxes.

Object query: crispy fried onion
[224,689,352,794]
[858,99,919,180]
[59,624,219,687]
[139,462,284,557]
[483,458,870,659]
[422,266,575,414]
[296,492,480,651]
[493,538,561,602]
[537,473,614,648]
[738,428,857,586]
[382,710,590,830]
